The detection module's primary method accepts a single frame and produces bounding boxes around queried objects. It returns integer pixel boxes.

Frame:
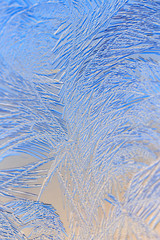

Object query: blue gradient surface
[0,0,160,239]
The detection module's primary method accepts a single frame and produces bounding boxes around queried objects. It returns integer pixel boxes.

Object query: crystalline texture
[0,0,160,239]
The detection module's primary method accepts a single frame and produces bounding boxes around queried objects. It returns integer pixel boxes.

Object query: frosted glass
[0,0,160,239]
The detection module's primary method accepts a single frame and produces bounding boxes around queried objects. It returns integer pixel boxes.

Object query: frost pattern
[0,158,53,199]
[6,200,66,240]
[104,160,160,239]
[0,0,160,239]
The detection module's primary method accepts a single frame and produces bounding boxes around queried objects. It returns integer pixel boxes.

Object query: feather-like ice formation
[6,200,66,240]
[0,204,27,240]
[0,200,66,240]
[104,160,160,239]
[0,0,160,239]
[0,158,53,199]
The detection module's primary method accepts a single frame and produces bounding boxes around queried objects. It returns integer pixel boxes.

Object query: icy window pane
[0,0,160,239]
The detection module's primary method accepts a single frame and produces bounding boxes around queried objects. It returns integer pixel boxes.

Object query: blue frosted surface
[0,0,160,239]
